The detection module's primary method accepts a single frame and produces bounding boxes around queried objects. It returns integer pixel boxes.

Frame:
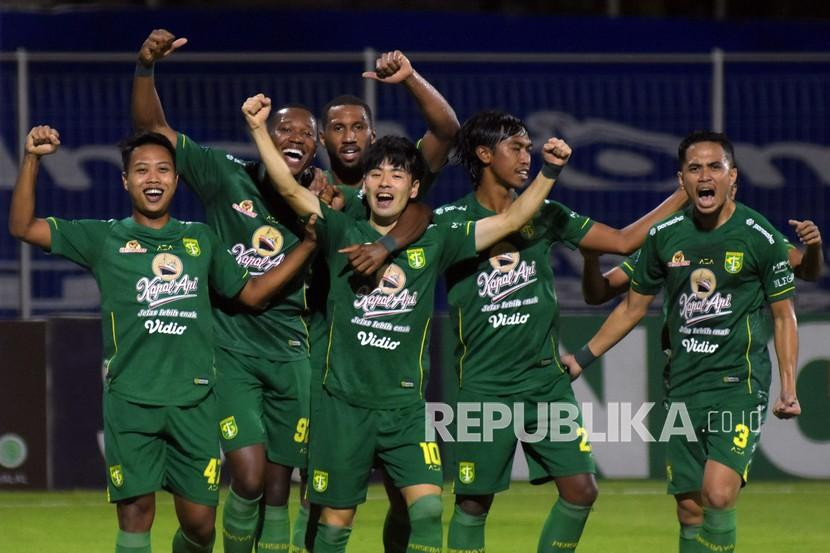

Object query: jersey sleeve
[175,133,237,204]
[436,221,478,272]
[542,200,594,249]
[316,202,354,258]
[617,249,642,278]
[340,186,368,220]
[630,230,664,296]
[207,227,250,298]
[759,232,796,303]
[46,217,111,270]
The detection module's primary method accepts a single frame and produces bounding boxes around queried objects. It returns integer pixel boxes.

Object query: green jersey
[176,133,309,360]
[631,203,795,403]
[47,216,249,406]
[434,194,594,395]
[315,204,477,408]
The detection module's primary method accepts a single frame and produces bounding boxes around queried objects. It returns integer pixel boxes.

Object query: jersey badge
[232,199,258,218]
[406,248,426,269]
[520,221,535,239]
[219,416,238,440]
[724,251,744,274]
[252,226,284,257]
[183,238,201,257]
[156,244,174,252]
[109,465,124,488]
[667,251,691,267]
[119,240,147,254]
[459,462,476,484]
[312,470,328,493]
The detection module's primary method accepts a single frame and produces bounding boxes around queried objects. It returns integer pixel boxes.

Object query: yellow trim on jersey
[465,221,474,235]
[457,308,468,386]
[418,317,432,398]
[181,134,187,147]
[551,336,565,374]
[579,217,591,229]
[46,216,58,229]
[623,261,635,273]
[106,311,118,375]
[744,314,753,395]
[299,315,310,354]
[769,286,795,298]
[323,306,336,385]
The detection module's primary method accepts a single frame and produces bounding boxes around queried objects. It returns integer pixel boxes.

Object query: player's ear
[409,178,420,200]
[476,146,492,165]
[122,172,129,191]
[677,170,684,190]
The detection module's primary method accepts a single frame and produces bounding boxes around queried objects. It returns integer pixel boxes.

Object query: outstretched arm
[562,289,655,379]
[9,126,60,250]
[236,214,318,311]
[475,138,570,251]
[242,94,322,218]
[364,50,459,174]
[788,219,823,282]
[131,28,186,145]
[578,188,688,255]
[770,299,800,419]
[580,250,632,305]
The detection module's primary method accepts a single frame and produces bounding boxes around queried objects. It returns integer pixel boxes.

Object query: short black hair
[268,103,317,136]
[677,131,736,169]
[361,135,425,183]
[321,95,374,128]
[119,131,176,173]
[452,110,528,186]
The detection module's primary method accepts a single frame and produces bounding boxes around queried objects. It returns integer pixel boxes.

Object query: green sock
[115,530,151,553]
[172,528,214,553]
[537,498,592,553]
[406,494,443,553]
[679,524,702,553]
[257,504,290,552]
[313,523,352,553]
[696,508,736,552]
[383,506,411,553]
[447,504,487,553]
[291,505,310,553]
[222,489,261,553]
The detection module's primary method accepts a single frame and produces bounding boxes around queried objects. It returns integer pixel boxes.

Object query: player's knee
[231,473,264,500]
[676,499,703,526]
[456,494,492,517]
[179,513,216,545]
[701,487,736,510]
[560,480,598,507]
[408,494,443,524]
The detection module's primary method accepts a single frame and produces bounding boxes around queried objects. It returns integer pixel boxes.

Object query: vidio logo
[0,433,28,469]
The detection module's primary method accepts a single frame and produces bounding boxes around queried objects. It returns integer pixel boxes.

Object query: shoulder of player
[646,209,688,238]
[433,194,474,221]
[179,133,255,169]
[734,203,782,246]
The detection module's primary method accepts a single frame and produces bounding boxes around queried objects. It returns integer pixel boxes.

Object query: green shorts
[104,391,221,506]
[665,396,766,496]
[214,347,310,469]
[452,376,596,495]
[308,388,443,508]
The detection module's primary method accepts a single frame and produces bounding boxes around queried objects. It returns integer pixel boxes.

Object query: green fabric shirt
[434,194,594,395]
[631,203,796,404]
[315,204,477,408]
[47,216,249,406]
[175,134,309,361]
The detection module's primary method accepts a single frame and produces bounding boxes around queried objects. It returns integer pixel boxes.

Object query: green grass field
[2,480,829,552]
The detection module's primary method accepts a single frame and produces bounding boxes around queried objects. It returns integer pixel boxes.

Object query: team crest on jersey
[109,465,124,488]
[406,248,426,269]
[219,416,238,440]
[119,240,146,254]
[690,268,717,300]
[232,199,258,218]
[520,221,535,239]
[459,462,476,484]
[312,470,328,493]
[183,238,201,257]
[252,226,284,257]
[724,251,744,274]
[152,253,183,282]
[667,251,691,267]
[488,241,520,273]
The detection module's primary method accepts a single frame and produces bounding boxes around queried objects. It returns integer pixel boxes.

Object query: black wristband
[541,163,563,180]
[573,345,598,369]
[377,234,397,253]
[135,63,154,77]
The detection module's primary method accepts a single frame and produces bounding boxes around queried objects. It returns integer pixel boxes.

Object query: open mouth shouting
[376,191,394,210]
[143,187,165,204]
[280,147,307,173]
[696,185,716,209]
[339,144,361,164]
